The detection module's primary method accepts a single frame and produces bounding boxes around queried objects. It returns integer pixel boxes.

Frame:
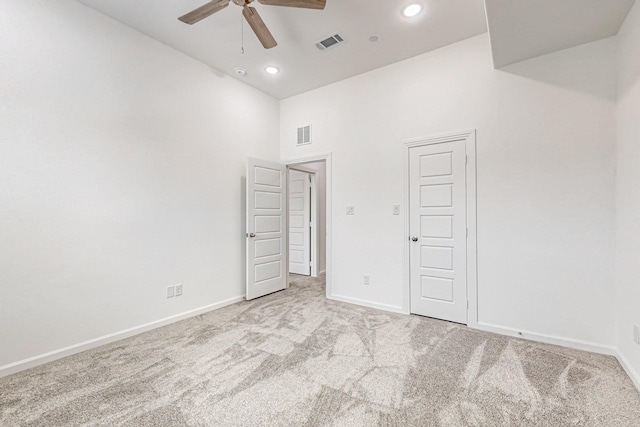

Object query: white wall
[293,161,327,273]
[0,0,628,377]
[280,34,617,348]
[0,0,279,370]
[615,1,640,384]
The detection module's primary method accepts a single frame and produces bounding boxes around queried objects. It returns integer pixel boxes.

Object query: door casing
[403,130,478,327]
[284,154,332,299]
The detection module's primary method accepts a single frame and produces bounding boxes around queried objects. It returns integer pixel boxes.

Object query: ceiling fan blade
[242,6,278,49]
[178,0,229,25]
[257,0,326,10]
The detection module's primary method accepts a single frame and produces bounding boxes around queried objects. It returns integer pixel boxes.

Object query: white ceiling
[77,0,488,99]
[485,0,636,68]
[77,0,637,98]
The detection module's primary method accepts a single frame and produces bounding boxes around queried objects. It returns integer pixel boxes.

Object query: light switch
[346,206,355,215]
[393,205,400,215]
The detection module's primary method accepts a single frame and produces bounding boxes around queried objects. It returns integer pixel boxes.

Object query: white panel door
[288,170,311,276]
[409,141,467,324]
[246,158,287,300]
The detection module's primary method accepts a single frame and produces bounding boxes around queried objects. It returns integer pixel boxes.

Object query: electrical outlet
[634,324,640,345]
[175,284,183,297]
[166,285,175,298]
[363,275,370,285]
[346,206,355,215]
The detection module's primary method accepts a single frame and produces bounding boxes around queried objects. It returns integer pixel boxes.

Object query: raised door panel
[410,140,467,324]
[246,159,287,300]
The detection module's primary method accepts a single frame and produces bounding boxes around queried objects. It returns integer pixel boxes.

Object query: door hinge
[309,222,313,228]
[309,261,312,267]
[465,154,468,165]
[466,228,468,237]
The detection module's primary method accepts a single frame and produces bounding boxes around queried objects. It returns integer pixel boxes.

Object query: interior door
[246,158,287,300]
[288,170,311,276]
[409,140,468,324]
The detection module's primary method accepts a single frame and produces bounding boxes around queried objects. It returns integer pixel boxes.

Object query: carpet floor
[1,275,639,426]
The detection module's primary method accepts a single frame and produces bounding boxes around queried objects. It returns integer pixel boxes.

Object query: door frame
[403,130,478,327]
[310,172,319,277]
[287,167,318,277]
[284,153,332,299]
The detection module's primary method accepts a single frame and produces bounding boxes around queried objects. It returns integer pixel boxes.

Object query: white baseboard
[329,293,405,314]
[318,270,326,275]
[326,297,638,390]
[0,295,245,379]
[616,349,640,392]
[467,322,640,392]
[473,321,617,356]
[5,293,638,394]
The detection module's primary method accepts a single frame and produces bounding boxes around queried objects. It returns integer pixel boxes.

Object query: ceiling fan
[178,0,327,49]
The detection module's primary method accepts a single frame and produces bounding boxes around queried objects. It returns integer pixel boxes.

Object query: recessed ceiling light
[403,4,422,17]
[369,36,379,43]
[234,67,247,76]
[265,66,279,75]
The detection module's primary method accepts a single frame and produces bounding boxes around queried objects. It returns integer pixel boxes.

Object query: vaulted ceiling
[78,0,636,99]
[485,0,636,68]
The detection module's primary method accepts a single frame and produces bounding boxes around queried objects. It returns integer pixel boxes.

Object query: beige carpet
[1,275,639,426]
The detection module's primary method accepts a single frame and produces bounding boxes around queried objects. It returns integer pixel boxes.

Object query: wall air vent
[315,33,345,51]
[297,125,312,145]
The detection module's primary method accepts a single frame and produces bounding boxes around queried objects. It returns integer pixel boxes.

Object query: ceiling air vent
[315,33,345,51]
[297,125,312,146]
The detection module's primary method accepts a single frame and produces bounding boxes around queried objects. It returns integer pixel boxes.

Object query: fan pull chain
[241,14,245,54]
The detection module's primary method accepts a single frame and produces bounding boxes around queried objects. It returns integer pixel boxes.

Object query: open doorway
[287,160,327,286]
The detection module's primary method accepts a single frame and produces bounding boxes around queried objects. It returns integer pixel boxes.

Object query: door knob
[248,233,256,238]
[411,237,419,242]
